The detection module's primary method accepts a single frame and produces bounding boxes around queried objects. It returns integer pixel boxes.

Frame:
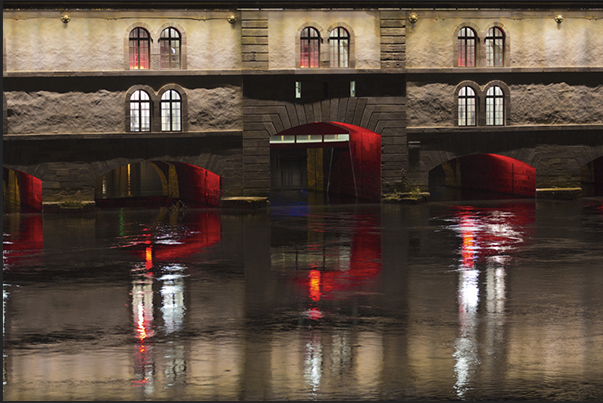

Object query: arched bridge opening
[429,154,536,200]
[581,156,603,197]
[3,167,43,212]
[269,122,381,203]
[94,161,221,209]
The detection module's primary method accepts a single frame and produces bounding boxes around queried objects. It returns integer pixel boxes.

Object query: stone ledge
[220,196,270,209]
[43,201,96,213]
[536,188,582,200]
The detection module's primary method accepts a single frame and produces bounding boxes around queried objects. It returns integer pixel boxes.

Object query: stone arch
[326,22,356,68]
[124,22,154,70]
[296,22,326,68]
[452,22,480,67]
[155,22,188,70]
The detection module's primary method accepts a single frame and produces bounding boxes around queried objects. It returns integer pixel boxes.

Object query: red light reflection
[293,216,382,305]
[3,214,44,268]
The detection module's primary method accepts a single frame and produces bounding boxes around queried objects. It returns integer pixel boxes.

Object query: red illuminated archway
[3,167,43,211]
[95,161,221,208]
[430,154,536,198]
[270,122,381,202]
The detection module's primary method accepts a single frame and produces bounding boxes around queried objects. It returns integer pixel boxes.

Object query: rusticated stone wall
[407,81,603,128]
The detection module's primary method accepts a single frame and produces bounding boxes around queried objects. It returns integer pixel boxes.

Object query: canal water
[3,196,603,400]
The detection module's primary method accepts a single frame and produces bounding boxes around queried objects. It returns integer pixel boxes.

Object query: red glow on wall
[175,163,222,207]
[328,122,382,202]
[459,154,536,197]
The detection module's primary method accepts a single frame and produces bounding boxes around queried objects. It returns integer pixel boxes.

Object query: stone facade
[3,2,603,206]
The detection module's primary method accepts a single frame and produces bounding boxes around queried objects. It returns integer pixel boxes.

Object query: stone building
[3,1,603,210]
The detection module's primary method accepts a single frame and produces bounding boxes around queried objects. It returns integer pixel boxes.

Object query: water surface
[3,198,603,400]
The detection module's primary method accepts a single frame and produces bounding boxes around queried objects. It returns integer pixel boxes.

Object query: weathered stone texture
[188,86,243,131]
[6,90,125,134]
[510,83,603,125]
[407,82,603,127]
[406,83,454,127]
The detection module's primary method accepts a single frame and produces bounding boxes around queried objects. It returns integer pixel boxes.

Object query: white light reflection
[3,284,10,386]
[304,332,323,395]
[160,264,187,335]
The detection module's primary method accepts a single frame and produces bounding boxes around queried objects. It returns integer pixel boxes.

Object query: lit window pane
[301,27,320,68]
[458,86,476,126]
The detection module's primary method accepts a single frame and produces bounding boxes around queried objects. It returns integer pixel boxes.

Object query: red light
[309,270,321,302]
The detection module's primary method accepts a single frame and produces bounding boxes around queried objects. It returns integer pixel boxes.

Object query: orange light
[145,246,153,270]
[461,216,475,269]
[309,270,321,302]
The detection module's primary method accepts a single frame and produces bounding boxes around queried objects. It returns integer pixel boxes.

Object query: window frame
[129,90,152,132]
[485,26,505,67]
[457,85,478,127]
[160,89,182,132]
[300,26,321,68]
[457,27,477,67]
[485,85,505,126]
[328,27,350,68]
[128,27,151,70]
[159,27,182,70]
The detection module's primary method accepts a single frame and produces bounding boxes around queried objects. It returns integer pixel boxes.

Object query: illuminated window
[329,27,349,68]
[130,90,151,132]
[160,28,181,69]
[295,81,302,98]
[458,86,477,126]
[161,90,181,131]
[300,27,320,68]
[485,27,504,67]
[486,86,504,126]
[458,27,476,67]
[129,28,150,69]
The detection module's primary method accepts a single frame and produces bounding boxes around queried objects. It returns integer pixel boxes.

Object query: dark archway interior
[94,161,221,208]
[269,122,381,203]
[581,156,603,196]
[429,154,536,200]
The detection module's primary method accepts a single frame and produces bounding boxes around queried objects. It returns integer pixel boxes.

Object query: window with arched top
[129,28,150,69]
[458,27,476,67]
[458,86,477,126]
[485,27,505,67]
[130,90,151,132]
[300,27,320,68]
[486,86,504,126]
[160,28,181,69]
[329,27,349,68]
[161,90,182,131]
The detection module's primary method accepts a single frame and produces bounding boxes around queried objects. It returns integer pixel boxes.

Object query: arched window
[130,90,151,132]
[161,90,182,131]
[485,27,505,67]
[458,86,477,126]
[129,28,150,69]
[457,27,476,67]
[300,27,320,68]
[329,27,349,68]
[160,28,181,69]
[486,86,504,126]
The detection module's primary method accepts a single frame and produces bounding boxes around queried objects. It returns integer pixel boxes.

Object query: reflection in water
[4,200,603,400]
[452,204,532,399]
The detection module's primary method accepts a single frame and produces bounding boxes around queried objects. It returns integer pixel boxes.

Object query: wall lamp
[60,12,70,24]
[408,13,418,23]
[554,14,563,23]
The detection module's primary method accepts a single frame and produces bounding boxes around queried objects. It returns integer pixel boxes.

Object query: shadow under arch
[429,153,536,200]
[3,167,43,212]
[94,160,221,208]
[270,122,381,203]
[581,155,603,197]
